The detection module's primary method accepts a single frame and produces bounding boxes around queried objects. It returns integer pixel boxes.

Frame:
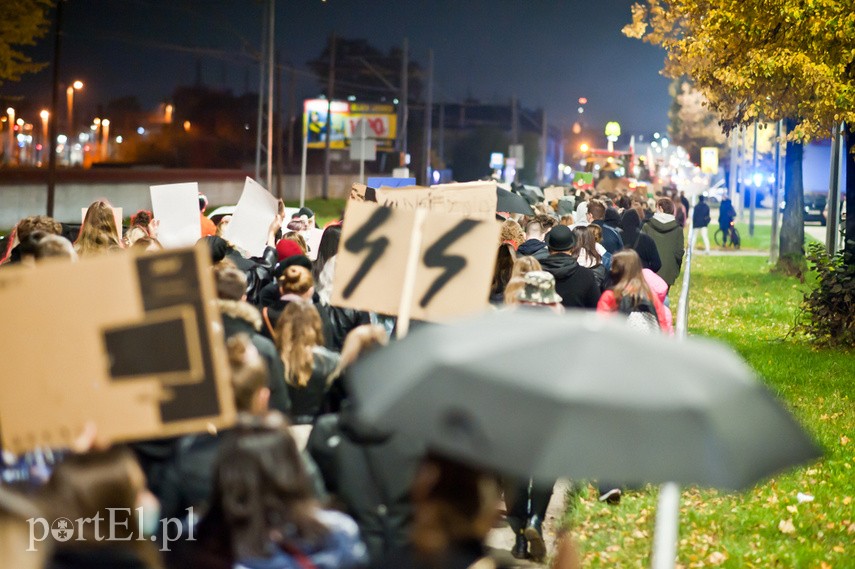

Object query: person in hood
[585,199,623,254]
[538,225,600,309]
[618,208,661,273]
[602,207,623,239]
[641,198,685,288]
[517,215,553,261]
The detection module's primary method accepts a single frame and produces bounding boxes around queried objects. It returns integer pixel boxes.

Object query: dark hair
[587,199,606,220]
[215,264,248,301]
[490,244,515,297]
[205,423,328,562]
[130,210,153,228]
[571,226,602,265]
[313,225,342,282]
[698,195,706,203]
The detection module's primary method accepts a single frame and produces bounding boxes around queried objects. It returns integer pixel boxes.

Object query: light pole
[100,119,110,161]
[6,108,15,165]
[40,110,49,165]
[66,80,83,134]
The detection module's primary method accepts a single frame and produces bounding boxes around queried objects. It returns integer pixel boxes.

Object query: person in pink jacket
[597,250,672,334]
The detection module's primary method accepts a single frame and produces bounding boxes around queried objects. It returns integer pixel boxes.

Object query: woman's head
[490,244,515,296]
[619,207,642,233]
[609,249,652,302]
[510,256,541,279]
[274,302,324,387]
[209,423,325,560]
[410,454,501,556]
[278,265,313,298]
[313,225,342,278]
[572,226,602,265]
[76,201,121,256]
[500,219,525,249]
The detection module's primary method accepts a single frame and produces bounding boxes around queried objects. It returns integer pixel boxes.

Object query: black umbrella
[496,187,534,215]
[348,309,819,489]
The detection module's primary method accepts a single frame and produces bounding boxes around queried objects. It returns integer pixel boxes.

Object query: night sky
[6,0,671,135]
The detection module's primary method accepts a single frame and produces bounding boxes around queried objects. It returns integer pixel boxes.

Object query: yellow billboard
[303,99,398,150]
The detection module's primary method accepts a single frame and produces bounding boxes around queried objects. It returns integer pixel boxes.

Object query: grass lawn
[563,255,854,568]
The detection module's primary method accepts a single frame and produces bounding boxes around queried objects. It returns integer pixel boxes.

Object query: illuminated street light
[580,143,590,153]
[72,80,83,90]
[6,108,14,165]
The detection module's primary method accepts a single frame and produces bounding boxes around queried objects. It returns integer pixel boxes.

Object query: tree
[668,77,726,165]
[624,0,855,270]
[0,0,53,84]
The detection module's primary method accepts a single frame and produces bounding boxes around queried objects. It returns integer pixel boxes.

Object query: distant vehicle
[803,194,827,226]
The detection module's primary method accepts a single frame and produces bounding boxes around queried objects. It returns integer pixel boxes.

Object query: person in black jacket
[538,225,600,309]
[516,215,553,261]
[214,264,290,415]
[619,208,662,273]
[691,195,712,254]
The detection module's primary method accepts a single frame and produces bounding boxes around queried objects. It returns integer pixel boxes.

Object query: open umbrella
[348,309,820,565]
[496,187,534,215]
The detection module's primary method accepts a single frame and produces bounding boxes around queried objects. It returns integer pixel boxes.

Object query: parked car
[803,194,827,226]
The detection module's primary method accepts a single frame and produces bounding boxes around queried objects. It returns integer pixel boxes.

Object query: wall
[0,170,355,227]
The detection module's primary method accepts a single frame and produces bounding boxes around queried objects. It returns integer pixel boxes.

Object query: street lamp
[40,110,49,164]
[66,80,83,134]
[6,107,15,165]
[100,119,110,161]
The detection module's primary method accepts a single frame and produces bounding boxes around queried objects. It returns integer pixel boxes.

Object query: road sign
[701,147,719,174]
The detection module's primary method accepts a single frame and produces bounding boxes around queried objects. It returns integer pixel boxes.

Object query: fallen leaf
[778,519,796,534]
[787,505,799,514]
[707,551,727,565]
[843,496,851,505]
[833,545,845,553]
[842,435,850,446]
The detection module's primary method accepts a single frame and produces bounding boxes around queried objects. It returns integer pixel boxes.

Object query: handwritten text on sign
[373,181,498,220]
[331,201,499,321]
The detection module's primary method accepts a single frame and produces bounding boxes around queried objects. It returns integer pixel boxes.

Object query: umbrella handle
[650,481,680,569]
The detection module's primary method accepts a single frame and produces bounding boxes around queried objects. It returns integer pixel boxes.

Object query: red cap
[275,238,303,261]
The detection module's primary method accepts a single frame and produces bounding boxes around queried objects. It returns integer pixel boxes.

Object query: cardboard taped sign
[0,243,236,454]
[331,201,499,321]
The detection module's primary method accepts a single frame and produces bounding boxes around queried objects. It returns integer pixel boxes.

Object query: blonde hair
[331,324,387,382]
[227,335,268,412]
[275,302,324,387]
[503,277,526,305]
[76,201,121,257]
[510,256,541,279]
[278,265,313,296]
[283,231,308,254]
[499,219,525,247]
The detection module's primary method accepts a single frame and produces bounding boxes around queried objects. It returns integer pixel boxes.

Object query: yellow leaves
[707,551,728,565]
[843,496,852,506]
[840,435,850,446]
[832,545,845,553]
[778,518,796,534]
[786,504,799,514]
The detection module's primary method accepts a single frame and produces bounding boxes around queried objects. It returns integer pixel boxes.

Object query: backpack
[618,295,660,334]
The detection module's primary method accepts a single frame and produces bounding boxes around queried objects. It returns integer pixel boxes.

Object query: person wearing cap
[538,225,601,309]
[516,270,564,314]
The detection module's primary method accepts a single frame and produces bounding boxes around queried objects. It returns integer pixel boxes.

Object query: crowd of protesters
[0,183,695,568]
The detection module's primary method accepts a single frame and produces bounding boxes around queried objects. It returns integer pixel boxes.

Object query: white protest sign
[331,201,499,321]
[374,180,497,220]
[543,186,565,202]
[150,182,201,248]
[224,177,280,257]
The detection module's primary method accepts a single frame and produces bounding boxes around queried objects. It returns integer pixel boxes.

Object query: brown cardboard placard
[331,200,499,321]
[374,180,497,219]
[0,242,235,454]
[543,186,565,202]
[349,183,368,202]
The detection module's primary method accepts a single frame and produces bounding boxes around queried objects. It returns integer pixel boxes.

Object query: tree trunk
[846,129,855,256]
[778,118,806,274]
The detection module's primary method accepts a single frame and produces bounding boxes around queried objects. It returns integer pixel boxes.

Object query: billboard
[303,99,397,150]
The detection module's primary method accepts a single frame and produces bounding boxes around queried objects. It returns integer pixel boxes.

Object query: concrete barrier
[0,170,356,227]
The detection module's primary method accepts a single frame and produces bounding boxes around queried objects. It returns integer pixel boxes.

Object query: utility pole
[770,120,783,264]
[322,34,335,200]
[275,51,284,200]
[265,0,275,192]
[438,103,445,168]
[728,129,738,202]
[286,65,296,168]
[540,109,548,184]
[826,123,843,255]
[750,121,758,236]
[254,3,268,182]
[511,96,519,144]
[422,49,434,186]
[46,0,65,217]
[400,37,409,167]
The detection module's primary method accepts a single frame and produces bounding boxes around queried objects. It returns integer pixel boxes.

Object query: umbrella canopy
[348,309,820,490]
[496,187,535,215]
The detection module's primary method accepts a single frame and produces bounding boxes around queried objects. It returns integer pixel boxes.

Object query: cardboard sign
[543,186,565,202]
[81,206,123,241]
[0,242,236,454]
[374,181,498,220]
[224,177,279,257]
[150,182,201,248]
[331,201,499,321]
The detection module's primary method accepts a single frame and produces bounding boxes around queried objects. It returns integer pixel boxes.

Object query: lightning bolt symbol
[419,219,480,308]
[341,207,392,299]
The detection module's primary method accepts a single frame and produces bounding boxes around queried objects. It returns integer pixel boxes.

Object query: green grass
[564,256,855,568]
